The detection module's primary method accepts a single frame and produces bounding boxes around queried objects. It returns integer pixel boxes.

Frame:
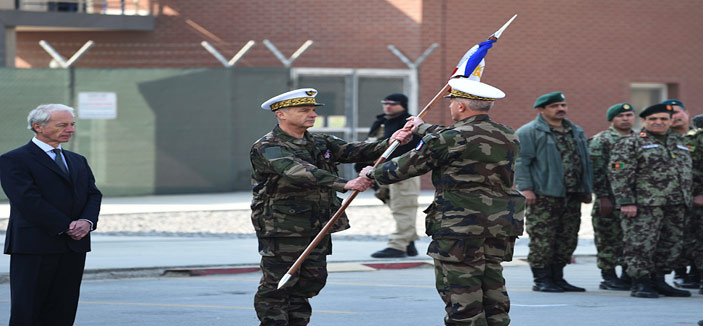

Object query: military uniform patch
[323,149,331,159]
[639,131,647,138]
[415,140,424,151]
[611,162,625,170]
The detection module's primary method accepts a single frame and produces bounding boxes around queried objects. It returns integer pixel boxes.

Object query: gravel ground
[0,204,595,240]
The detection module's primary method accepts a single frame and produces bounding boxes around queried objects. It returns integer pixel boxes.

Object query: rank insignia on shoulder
[323,149,331,159]
[676,144,690,151]
[611,162,625,170]
[415,140,424,151]
[639,131,647,138]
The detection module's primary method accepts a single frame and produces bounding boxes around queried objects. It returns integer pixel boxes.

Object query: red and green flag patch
[611,162,626,170]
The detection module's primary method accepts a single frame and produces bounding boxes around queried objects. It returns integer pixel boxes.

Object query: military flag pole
[277,14,518,289]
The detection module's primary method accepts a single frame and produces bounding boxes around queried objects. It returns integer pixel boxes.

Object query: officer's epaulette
[686,128,703,136]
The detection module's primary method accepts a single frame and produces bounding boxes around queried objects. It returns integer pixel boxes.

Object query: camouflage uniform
[609,129,692,279]
[684,129,703,273]
[589,127,632,270]
[250,125,387,325]
[525,123,587,268]
[371,115,525,326]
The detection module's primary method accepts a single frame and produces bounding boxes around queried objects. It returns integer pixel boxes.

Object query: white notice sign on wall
[78,92,117,119]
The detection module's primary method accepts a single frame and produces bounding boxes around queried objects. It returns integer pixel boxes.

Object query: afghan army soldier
[250,88,410,325]
[515,91,593,293]
[686,114,703,295]
[588,103,635,291]
[663,99,700,288]
[362,78,525,326]
[609,103,692,298]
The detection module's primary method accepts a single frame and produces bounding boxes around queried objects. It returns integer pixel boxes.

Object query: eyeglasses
[381,101,400,105]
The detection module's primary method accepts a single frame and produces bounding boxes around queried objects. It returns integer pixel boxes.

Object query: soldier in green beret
[362,78,525,326]
[515,91,593,293]
[250,88,411,325]
[608,103,692,298]
[588,103,636,290]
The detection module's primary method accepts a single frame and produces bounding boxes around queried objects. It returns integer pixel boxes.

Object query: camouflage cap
[606,103,635,121]
[533,91,566,108]
[639,103,674,118]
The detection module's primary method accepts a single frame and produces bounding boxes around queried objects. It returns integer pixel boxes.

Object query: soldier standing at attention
[685,114,703,295]
[250,88,410,325]
[663,99,699,288]
[515,91,593,293]
[588,103,636,291]
[362,78,525,326]
[608,103,692,298]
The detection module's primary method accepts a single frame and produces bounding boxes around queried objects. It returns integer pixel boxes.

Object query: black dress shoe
[406,241,418,257]
[371,247,406,258]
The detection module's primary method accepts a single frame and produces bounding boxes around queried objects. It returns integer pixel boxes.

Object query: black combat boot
[651,273,691,297]
[630,277,659,298]
[674,266,700,289]
[531,267,563,292]
[406,241,418,257]
[551,264,586,292]
[599,269,630,290]
[620,265,632,287]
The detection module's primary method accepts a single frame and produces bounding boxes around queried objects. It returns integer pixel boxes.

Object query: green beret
[606,103,634,121]
[533,91,566,108]
[639,103,674,118]
[661,99,684,110]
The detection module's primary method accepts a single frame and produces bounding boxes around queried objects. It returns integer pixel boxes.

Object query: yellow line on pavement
[77,301,357,314]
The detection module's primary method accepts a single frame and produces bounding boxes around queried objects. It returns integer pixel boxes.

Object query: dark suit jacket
[0,141,102,254]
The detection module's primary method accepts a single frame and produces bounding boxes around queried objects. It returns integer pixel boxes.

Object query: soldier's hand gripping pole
[277,14,517,290]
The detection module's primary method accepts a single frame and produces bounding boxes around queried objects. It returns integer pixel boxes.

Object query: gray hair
[27,104,75,133]
[456,98,495,112]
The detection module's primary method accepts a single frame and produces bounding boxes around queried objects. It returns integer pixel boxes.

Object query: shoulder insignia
[676,144,690,151]
[323,149,331,159]
[611,162,625,170]
[262,146,283,160]
[414,140,424,151]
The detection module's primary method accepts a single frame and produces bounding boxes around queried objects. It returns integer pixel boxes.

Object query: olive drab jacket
[250,125,388,238]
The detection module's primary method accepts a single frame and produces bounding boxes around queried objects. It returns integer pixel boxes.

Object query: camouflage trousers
[673,206,701,269]
[428,237,515,326]
[691,205,703,271]
[620,205,685,279]
[526,194,582,268]
[254,235,332,326]
[591,198,624,270]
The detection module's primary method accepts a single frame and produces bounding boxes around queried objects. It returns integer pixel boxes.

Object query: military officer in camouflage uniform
[250,88,410,325]
[608,103,692,298]
[362,78,525,326]
[664,99,700,289]
[515,91,593,293]
[588,103,636,291]
[686,114,703,295]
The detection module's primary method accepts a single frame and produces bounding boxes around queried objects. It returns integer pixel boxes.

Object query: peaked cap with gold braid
[261,88,325,111]
[443,78,505,102]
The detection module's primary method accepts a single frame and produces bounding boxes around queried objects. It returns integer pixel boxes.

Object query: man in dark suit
[0,104,102,325]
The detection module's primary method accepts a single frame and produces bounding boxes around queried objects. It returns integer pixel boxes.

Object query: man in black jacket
[0,104,102,325]
[356,93,422,258]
